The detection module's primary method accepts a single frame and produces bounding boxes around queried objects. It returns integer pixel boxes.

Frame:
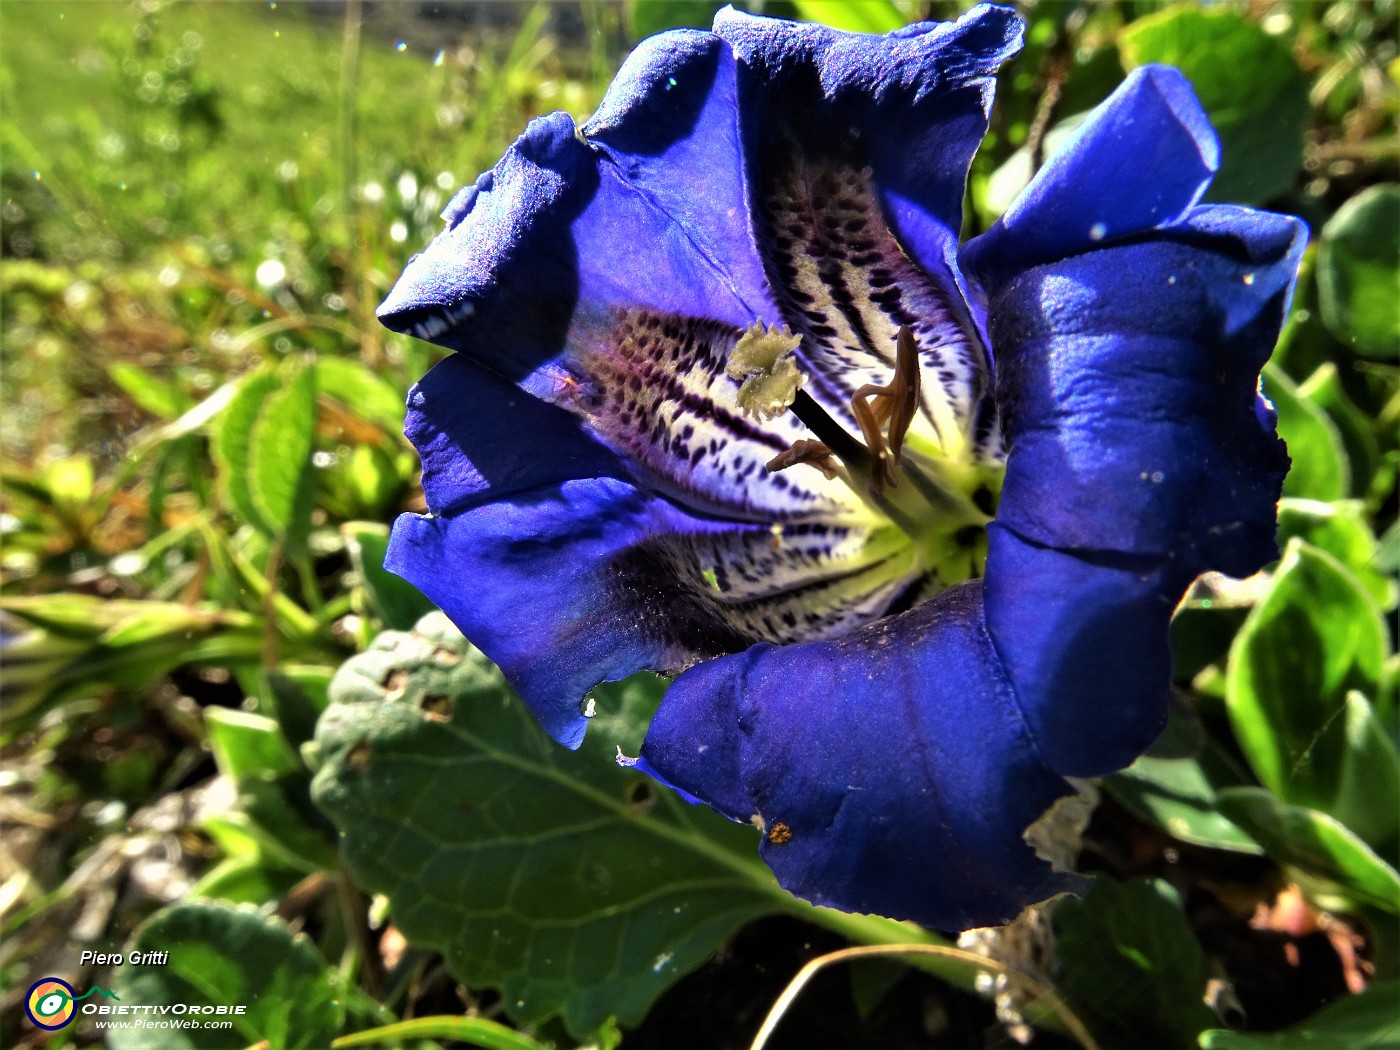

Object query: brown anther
[766,439,838,479]
[850,325,922,495]
[767,822,793,845]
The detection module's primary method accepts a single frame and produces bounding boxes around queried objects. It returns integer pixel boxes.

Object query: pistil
[764,325,991,557]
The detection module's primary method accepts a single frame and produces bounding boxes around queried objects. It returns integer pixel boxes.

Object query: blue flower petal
[391,354,926,746]
[406,353,626,516]
[639,581,1087,930]
[715,4,1022,456]
[377,32,774,377]
[377,111,596,380]
[975,206,1304,776]
[983,524,1175,777]
[983,207,1304,577]
[962,65,1220,288]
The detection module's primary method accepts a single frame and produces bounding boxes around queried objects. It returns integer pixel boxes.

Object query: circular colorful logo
[25,977,77,1030]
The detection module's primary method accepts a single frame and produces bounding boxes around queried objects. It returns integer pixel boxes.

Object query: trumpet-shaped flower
[377,4,1304,930]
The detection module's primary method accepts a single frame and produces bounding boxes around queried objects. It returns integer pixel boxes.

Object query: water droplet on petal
[1088,221,1107,241]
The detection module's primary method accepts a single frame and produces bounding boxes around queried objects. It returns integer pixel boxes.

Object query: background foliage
[2,1,1396,1048]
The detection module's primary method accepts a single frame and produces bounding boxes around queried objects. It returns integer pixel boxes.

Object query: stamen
[766,439,838,479]
[849,326,922,495]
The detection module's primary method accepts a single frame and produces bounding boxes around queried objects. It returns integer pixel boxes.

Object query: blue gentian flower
[376,4,1304,930]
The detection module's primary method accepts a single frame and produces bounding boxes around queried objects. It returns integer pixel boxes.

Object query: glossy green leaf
[1227,540,1387,821]
[1297,365,1382,501]
[1055,877,1215,1050]
[341,521,437,631]
[1106,755,1262,854]
[0,595,264,729]
[1120,7,1308,204]
[1329,691,1400,852]
[193,814,307,905]
[1263,364,1349,502]
[1277,499,1396,613]
[312,612,784,1037]
[1199,978,1400,1049]
[1316,185,1400,358]
[261,665,332,751]
[1216,788,1400,914]
[111,900,342,1049]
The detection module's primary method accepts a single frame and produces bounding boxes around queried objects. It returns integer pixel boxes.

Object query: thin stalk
[749,943,1101,1050]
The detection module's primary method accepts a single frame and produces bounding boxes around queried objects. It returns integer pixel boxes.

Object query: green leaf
[213,368,283,535]
[213,360,317,545]
[0,596,264,730]
[248,359,317,542]
[1329,691,1400,852]
[789,0,906,34]
[314,356,407,435]
[192,813,307,906]
[1227,540,1388,822]
[111,900,342,1050]
[260,665,333,750]
[1119,7,1308,204]
[1263,364,1349,502]
[342,521,437,631]
[312,612,783,1036]
[109,360,185,419]
[1316,185,1400,359]
[1199,978,1400,1049]
[1106,754,1262,854]
[1055,877,1215,1050]
[1296,365,1382,501]
[1277,499,1396,613]
[206,708,338,872]
[1217,788,1400,914]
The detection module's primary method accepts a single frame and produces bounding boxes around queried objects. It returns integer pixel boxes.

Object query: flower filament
[750,325,996,583]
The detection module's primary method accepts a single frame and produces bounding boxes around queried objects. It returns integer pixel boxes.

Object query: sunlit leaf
[1277,499,1396,613]
[108,361,186,420]
[1296,365,1382,501]
[1226,540,1388,833]
[1106,754,1262,854]
[248,359,317,543]
[314,356,408,436]
[1199,978,1400,1049]
[789,0,906,34]
[206,707,338,872]
[1217,788,1400,914]
[1262,364,1349,502]
[1120,7,1308,204]
[1316,185,1400,358]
